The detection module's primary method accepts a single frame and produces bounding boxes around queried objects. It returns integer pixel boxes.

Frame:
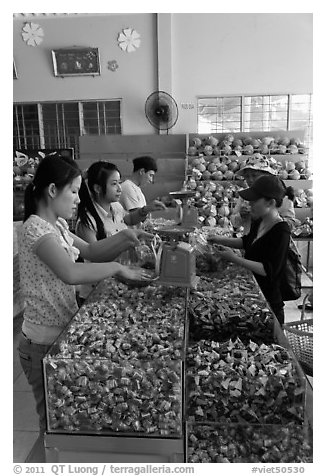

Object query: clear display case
[43,279,187,438]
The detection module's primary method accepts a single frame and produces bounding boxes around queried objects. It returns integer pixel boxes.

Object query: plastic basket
[284,293,313,376]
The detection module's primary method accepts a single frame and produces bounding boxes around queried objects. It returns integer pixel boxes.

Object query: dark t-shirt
[242,219,290,308]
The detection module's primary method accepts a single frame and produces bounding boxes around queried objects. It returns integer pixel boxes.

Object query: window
[198,94,313,157]
[82,101,121,135]
[13,104,40,149]
[243,95,289,132]
[42,102,80,150]
[13,100,122,158]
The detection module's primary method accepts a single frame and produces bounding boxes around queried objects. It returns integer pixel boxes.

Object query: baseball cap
[239,175,286,202]
[235,153,277,176]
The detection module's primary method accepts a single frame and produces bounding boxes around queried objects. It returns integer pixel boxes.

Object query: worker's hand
[120,228,141,247]
[207,234,223,244]
[135,229,155,242]
[144,200,167,213]
[118,265,153,282]
[213,245,237,262]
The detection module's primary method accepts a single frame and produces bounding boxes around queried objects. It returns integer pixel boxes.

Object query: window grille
[13,100,122,158]
[13,104,40,150]
[198,94,313,158]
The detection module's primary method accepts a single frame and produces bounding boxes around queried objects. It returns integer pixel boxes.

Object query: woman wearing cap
[209,175,290,325]
[231,154,298,232]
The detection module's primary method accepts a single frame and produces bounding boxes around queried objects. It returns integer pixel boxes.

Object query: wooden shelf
[187,177,311,188]
[269,153,308,161]
[284,180,312,188]
[192,179,245,184]
[188,129,306,142]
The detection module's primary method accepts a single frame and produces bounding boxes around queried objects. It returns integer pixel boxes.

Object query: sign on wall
[52,47,101,77]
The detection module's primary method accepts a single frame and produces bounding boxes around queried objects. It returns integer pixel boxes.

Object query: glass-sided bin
[44,356,183,437]
[186,338,307,426]
[43,278,187,442]
[186,422,313,463]
[185,262,312,427]
[183,263,312,464]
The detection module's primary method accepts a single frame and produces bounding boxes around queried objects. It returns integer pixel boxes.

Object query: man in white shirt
[120,156,165,213]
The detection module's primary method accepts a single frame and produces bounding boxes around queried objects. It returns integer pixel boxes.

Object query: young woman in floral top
[18,153,152,436]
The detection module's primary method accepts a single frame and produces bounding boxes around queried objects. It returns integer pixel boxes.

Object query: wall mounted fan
[145,91,179,133]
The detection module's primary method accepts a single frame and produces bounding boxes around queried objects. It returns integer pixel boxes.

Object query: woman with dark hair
[209,175,291,325]
[76,161,160,243]
[18,153,152,437]
[76,160,161,298]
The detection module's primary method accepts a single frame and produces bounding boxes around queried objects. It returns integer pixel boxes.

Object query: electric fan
[145,91,179,133]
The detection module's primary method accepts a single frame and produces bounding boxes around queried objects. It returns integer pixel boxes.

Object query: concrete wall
[13,13,313,135]
[13,13,158,134]
[171,13,313,133]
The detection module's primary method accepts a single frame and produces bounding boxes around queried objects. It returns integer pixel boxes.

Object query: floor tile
[13,392,39,431]
[25,434,46,463]
[13,431,39,463]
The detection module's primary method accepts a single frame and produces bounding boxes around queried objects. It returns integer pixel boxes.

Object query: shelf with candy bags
[292,217,313,238]
[187,131,309,162]
[184,179,245,230]
[186,151,312,185]
[186,131,312,193]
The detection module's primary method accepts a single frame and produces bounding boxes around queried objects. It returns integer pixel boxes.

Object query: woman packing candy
[17,153,153,438]
[75,161,165,299]
[209,175,291,326]
[76,160,165,242]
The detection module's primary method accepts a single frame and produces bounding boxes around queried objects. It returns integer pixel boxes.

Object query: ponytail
[77,161,121,241]
[285,186,295,202]
[24,182,37,222]
[77,179,106,240]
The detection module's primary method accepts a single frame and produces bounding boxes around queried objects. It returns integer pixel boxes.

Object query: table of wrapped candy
[43,280,187,437]
[42,260,312,462]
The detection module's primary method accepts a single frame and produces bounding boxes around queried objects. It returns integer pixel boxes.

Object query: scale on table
[153,190,199,288]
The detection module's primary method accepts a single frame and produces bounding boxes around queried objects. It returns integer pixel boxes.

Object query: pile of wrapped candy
[44,280,186,435]
[187,422,312,463]
[45,356,182,435]
[188,265,274,343]
[187,338,305,425]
